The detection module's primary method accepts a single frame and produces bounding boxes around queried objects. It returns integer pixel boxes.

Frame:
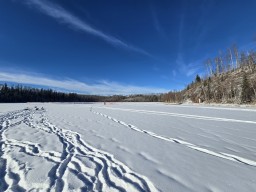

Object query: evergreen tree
[241,74,252,103]
[195,75,201,83]
[207,81,211,101]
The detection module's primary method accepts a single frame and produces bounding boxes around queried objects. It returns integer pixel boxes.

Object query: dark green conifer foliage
[241,74,252,103]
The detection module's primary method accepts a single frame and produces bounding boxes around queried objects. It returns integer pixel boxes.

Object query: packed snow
[1,102,256,191]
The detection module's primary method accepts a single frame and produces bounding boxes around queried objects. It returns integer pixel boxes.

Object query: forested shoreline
[0,84,161,103]
[0,84,104,103]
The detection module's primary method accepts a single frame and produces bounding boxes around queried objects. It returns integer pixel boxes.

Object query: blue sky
[0,0,256,95]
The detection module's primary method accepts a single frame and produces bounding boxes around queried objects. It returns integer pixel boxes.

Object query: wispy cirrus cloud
[24,0,150,56]
[150,4,166,38]
[175,52,205,78]
[175,2,205,78]
[178,9,186,52]
[0,71,168,95]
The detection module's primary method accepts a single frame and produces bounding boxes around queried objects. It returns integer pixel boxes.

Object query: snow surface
[0,102,256,191]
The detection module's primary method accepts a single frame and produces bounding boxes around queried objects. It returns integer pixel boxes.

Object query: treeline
[163,43,256,104]
[0,84,103,103]
[0,84,162,103]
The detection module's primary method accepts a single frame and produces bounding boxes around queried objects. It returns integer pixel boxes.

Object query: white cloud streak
[0,72,168,95]
[25,0,150,56]
[150,5,165,38]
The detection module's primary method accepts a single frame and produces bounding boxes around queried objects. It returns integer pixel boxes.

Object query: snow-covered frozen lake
[1,102,256,191]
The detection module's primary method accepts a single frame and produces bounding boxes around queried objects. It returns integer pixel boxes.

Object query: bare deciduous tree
[232,44,239,68]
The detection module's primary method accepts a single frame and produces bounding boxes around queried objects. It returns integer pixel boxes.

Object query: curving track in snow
[92,108,256,167]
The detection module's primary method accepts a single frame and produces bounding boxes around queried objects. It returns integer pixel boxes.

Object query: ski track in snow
[92,109,256,168]
[94,106,256,124]
[0,108,158,192]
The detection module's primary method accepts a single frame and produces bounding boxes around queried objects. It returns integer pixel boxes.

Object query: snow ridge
[0,108,158,192]
[92,109,256,167]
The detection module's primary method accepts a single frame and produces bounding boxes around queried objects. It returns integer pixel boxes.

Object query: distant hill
[184,66,256,104]
[162,45,256,104]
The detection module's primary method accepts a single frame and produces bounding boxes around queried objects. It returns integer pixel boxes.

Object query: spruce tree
[241,74,252,103]
[195,74,201,83]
